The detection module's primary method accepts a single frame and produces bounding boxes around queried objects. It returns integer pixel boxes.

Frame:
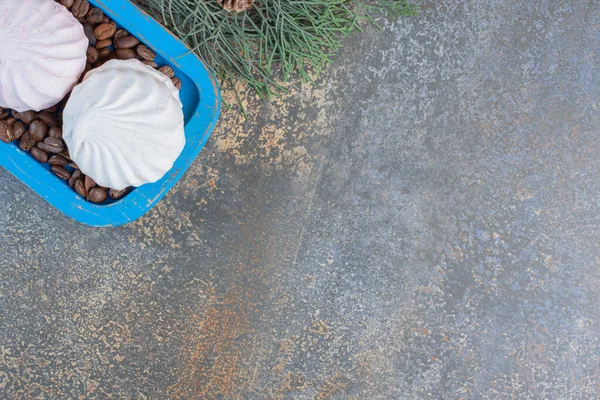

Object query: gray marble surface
[0,0,599,398]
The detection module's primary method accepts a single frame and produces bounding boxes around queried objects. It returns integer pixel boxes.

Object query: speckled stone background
[1,0,599,398]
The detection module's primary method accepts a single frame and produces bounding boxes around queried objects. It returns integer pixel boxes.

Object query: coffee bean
[31,147,49,163]
[171,77,182,90]
[101,15,110,23]
[15,110,37,125]
[158,65,175,78]
[60,0,74,9]
[82,22,96,46]
[97,47,111,59]
[0,120,13,143]
[86,46,98,63]
[60,149,71,161]
[38,137,64,153]
[141,60,158,69]
[71,0,89,18]
[0,108,9,120]
[113,29,129,48]
[12,121,26,141]
[94,22,116,40]
[43,105,58,113]
[49,154,68,167]
[116,48,136,60]
[136,45,156,61]
[38,111,58,127]
[116,36,139,49]
[51,166,71,180]
[89,188,107,203]
[29,120,48,142]
[86,7,104,23]
[4,117,15,127]
[79,63,92,83]
[68,162,80,170]
[19,131,35,151]
[74,178,86,197]
[109,188,128,200]
[95,39,112,49]
[49,127,63,139]
[68,169,82,188]
[84,175,97,193]
[93,60,106,69]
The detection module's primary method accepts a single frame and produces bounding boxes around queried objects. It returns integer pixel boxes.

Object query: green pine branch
[136,0,417,99]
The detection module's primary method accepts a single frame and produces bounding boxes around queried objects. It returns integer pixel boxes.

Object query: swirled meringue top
[0,0,88,111]
[63,59,185,190]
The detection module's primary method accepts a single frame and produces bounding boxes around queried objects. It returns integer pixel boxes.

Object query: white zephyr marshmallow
[0,0,88,111]
[63,59,186,190]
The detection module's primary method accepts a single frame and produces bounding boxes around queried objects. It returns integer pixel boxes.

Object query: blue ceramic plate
[0,0,221,227]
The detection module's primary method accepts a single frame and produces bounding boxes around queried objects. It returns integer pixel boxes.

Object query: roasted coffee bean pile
[0,106,129,202]
[0,1,181,203]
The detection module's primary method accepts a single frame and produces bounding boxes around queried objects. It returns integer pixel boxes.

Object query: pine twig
[136,0,418,100]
